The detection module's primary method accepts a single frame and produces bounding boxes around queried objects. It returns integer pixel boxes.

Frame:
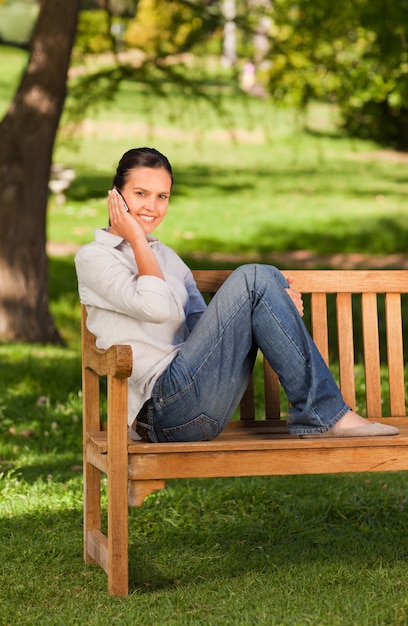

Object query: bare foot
[332,409,368,431]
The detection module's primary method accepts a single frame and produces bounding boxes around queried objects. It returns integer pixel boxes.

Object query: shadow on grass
[0,333,83,483]
[126,473,408,593]
[64,157,408,258]
[177,215,408,259]
[2,473,408,601]
[67,157,407,198]
[48,255,81,342]
[64,165,251,203]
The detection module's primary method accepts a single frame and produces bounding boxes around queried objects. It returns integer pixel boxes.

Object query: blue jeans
[141,264,349,441]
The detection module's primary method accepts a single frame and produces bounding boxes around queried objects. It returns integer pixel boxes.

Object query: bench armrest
[81,305,132,379]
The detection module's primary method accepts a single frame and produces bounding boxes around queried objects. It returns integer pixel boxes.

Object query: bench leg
[107,483,128,596]
[107,377,129,596]
[83,461,102,564]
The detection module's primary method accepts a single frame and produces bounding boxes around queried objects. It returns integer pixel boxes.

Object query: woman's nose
[144,196,156,211]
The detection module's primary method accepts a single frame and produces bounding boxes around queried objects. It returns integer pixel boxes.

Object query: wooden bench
[81,269,408,596]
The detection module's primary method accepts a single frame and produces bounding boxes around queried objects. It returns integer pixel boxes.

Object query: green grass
[50,115,408,262]
[0,45,27,117]
[3,470,408,624]
[1,45,408,625]
[47,54,408,261]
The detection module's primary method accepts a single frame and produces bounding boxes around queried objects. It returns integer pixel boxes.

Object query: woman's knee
[233,264,288,289]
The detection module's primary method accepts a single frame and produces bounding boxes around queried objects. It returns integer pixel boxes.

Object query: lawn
[1,45,408,625]
[52,96,408,262]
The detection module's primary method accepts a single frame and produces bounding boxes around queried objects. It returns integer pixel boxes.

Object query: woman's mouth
[138,214,155,223]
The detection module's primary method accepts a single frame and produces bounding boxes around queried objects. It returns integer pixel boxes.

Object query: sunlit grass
[0,45,26,116]
[48,78,408,259]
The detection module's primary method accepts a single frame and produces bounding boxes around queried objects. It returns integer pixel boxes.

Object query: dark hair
[112,147,173,190]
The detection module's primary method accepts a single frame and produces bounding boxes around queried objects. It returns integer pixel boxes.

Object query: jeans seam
[190,294,249,380]
[253,287,309,365]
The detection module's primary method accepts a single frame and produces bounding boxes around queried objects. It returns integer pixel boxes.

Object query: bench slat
[239,373,255,420]
[127,441,408,479]
[194,270,408,295]
[337,292,356,410]
[362,293,382,417]
[285,270,408,293]
[264,360,281,420]
[386,293,406,416]
[310,293,329,364]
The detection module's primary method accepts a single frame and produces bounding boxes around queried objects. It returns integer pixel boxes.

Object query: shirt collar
[94,228,158,247]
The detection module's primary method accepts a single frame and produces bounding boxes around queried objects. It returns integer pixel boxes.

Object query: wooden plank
[126,417,408,455]
[83,463,103,564]
[194,269,408,295]
[128,440,408,480]
[193,269,233,293]
[239,373,255,420]
[385,293,406,416]
[278,270,408,294]
[87,530,108,573]
[310,293,329,364]
[81,308,102,432]
[86,444,108,473]
[82,306,105,564]
[263,360,281,420]
[336,293,356,410]
[107,375,130,597]
[362,293,382,418]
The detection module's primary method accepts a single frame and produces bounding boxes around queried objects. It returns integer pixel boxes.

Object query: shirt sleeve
[75,243,174,323]
[180,261,207,332]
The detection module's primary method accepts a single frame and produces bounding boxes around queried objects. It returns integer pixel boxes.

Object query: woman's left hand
[285,276,304,317]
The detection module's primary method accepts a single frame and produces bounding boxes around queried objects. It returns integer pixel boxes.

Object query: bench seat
[87,417,408,490]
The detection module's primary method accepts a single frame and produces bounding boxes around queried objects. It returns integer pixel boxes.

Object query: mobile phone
[113,187,129,212]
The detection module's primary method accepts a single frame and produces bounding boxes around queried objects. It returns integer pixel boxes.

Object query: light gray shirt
[75,228,206,425]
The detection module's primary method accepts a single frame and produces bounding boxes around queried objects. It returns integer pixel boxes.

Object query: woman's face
[121,166,172,235]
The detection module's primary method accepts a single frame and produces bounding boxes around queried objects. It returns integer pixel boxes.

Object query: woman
[75,147,399,442]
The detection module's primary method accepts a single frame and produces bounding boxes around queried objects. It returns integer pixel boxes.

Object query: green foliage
[125,0,217,56]
[63,56,236,138]
[0,0,38,47]
[4,0,408,151]
[73,9,115,57]
[264,0,408,149]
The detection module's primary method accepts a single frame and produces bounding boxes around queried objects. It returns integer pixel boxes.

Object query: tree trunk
[0,0,81,343]
[222,0,237,67]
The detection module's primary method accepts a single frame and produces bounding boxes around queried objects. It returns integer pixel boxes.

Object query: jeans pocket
[162,414,220,442]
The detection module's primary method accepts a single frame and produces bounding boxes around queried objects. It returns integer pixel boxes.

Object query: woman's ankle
[333,409,367,430]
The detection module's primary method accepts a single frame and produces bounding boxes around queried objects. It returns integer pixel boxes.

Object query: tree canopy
[257,0,408,149]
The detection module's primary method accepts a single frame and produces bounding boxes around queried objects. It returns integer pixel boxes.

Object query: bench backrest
[193,269,408,422]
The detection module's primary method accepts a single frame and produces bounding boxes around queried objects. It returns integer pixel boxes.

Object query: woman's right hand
[285,275,304,317]
[108,189,145,244]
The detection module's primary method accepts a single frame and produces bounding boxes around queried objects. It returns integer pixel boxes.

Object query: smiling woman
[74,146,399,444]
[107,149,173,282]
